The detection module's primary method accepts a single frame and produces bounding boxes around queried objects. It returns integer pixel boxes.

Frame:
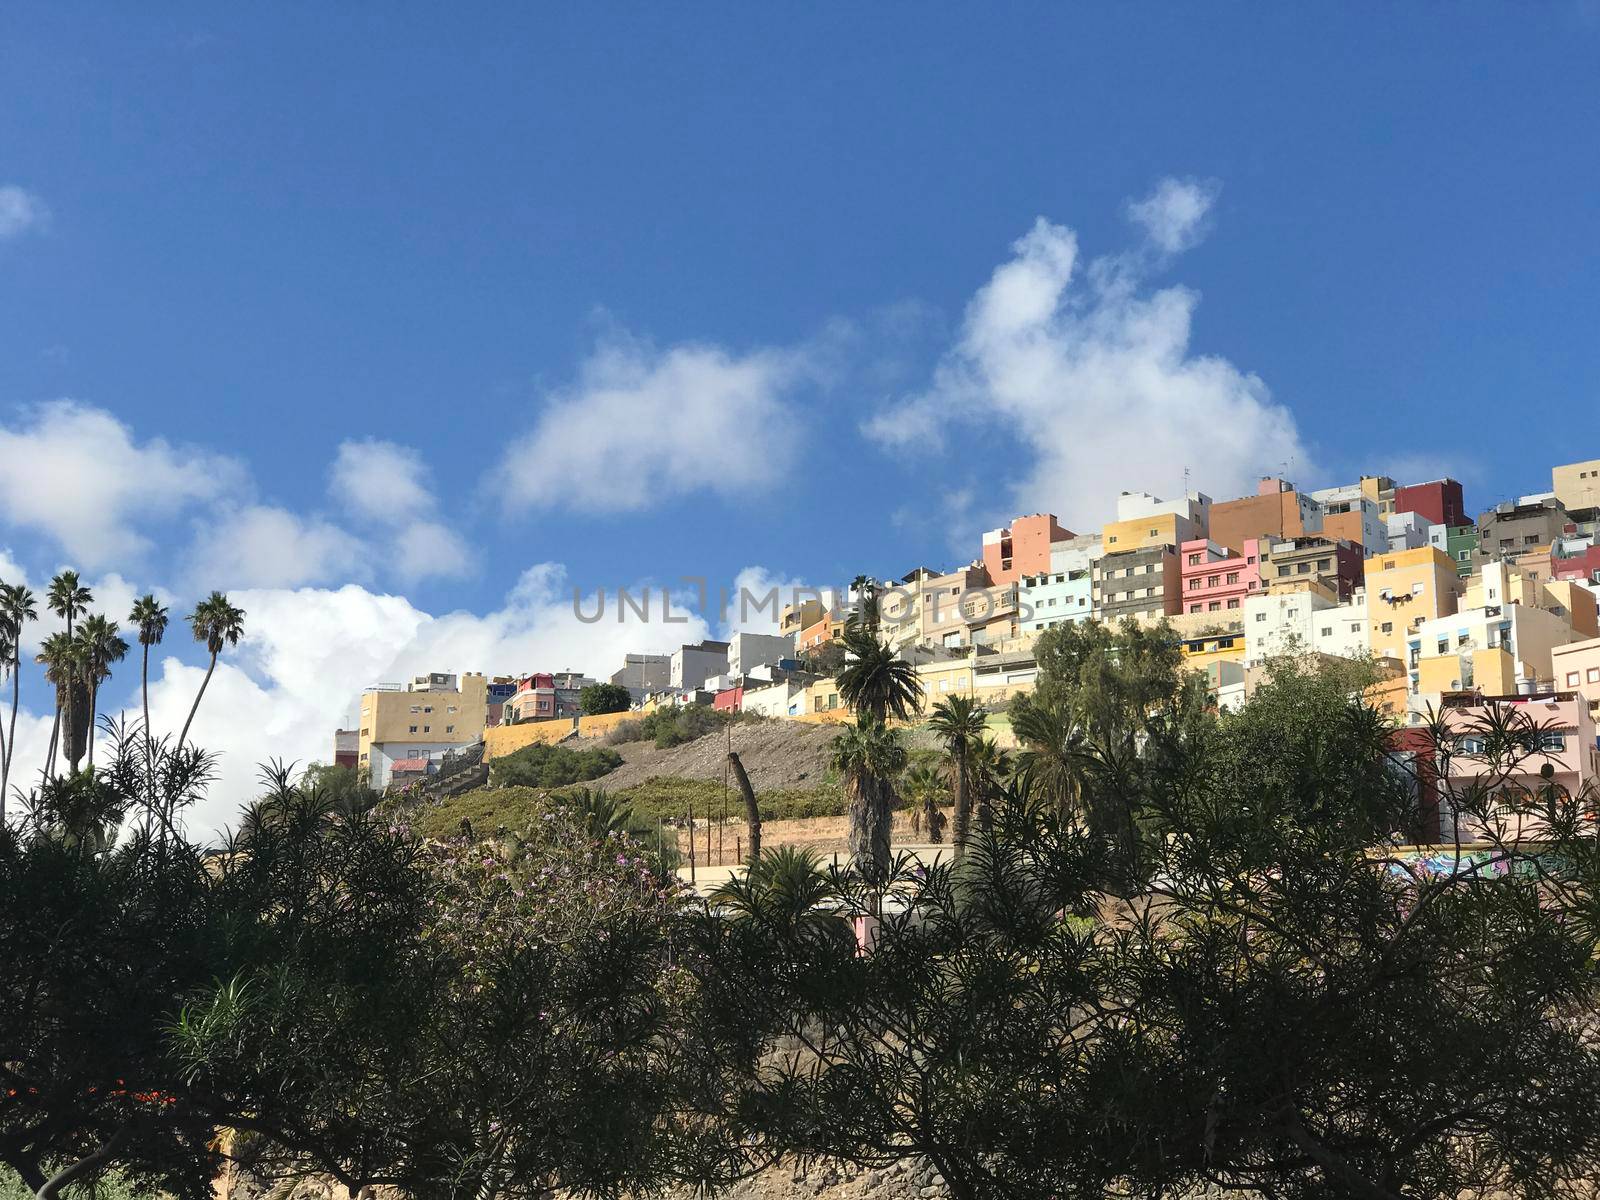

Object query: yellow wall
[358,673,489,773]
[1102,511,1191,553]
[916,659,975,707]
[1365,547,1463,663]
[1547,580,1599,639]
[482,708,640,761]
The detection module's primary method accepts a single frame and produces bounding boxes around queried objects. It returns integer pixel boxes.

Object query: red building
[1393,478,1467,529]
[1552,544,1600,586]
[1178,537,1262,617]
[713,685,744,713]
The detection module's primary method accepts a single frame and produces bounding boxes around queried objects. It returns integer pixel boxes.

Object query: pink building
[1178,537,1262,617]
[1552,544,1600,586]
[1436,692,1600,842]
[982,513,1072,587]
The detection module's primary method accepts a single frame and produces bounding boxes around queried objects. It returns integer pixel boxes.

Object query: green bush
[602,776,848,824]
[487,740,622,788]
[604,704,733,749]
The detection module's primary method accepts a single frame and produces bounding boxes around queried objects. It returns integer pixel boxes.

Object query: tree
[579,681,632,715]
[699,656,1600,1200]
[797,638,848,678]
[0,583,37,813]
[901,760,947,844]
[176,593,244,754]
[129,595,169,787]
[728,750,761,861]
[175,784,699,1200]
[74,616,128,772]
[0,726,223,1200]
[849,574,879,633]
[296,761,379,817]
[33,634,76,786]
[43,572,92,781]
[1008,690,1083,818]
[836,625,920,725]
[830,717,907,889]
[928,695,987,853]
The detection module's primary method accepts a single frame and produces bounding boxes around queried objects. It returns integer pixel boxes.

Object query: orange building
[982,513,1072,587]
[1208,477,1324,553]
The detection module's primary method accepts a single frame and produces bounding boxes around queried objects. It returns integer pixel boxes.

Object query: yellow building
[915,656,975,709]
[1553,458,1600,514]
[357,671,489,787]
[1365,547,1464,664]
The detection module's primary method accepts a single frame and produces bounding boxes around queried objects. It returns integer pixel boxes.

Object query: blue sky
[1,6,1598,823]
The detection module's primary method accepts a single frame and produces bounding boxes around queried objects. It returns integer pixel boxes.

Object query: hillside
[602,719,846,792]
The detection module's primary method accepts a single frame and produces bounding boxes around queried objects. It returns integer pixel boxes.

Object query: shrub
[603,704,733,749]
[487,741,622,789]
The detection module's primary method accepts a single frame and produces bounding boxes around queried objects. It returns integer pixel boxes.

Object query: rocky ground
[600,720,847,794]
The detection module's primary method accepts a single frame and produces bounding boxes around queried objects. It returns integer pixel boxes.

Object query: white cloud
[0,402,243,568]
[1126,177,1221,254]
[864,207,1307,532]
[329,439,436,522]
[721,565,839,637]
[329,439,471,582]
[494,334,804,513]
[187,505,368,590]
[0,185,49,239]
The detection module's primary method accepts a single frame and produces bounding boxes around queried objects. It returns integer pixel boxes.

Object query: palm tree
[836,625,921,725]
[1011,692,1084,819]
[35,633,76,781]
[902,760,948,844]
[850,574,879,633]
[74,615,129,771]
[0,583,37,809]
[130,594,169,782]
[177,592,245,754]
[928,694,988,853]
[831,716,908,890]
[43,571,92,779]
[965,735,1012,835]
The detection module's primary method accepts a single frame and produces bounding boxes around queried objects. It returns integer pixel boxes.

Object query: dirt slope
[599,720,845,793]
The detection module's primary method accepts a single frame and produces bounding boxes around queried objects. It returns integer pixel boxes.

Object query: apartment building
[670,640,731,690]
[1435,692,1600,842]
[1178,537,1260,617]
[357,671,489,788]
[1446,525,1480,578]
[879,567,939,651]
[1551,637,1600,722]
[1476,497,1571,563]
[333,728,358,769]
[501,671,599,724]
[1242,582,1369,666]
[611,652,671,700]
[1393,478,1467,529]
[1093,544,1181,622]
[726,631,794,677]
[780,598,829,641]
[1365,547,1465,664]
[1019,545,1095,632]
[919,564,1014,648]
[1259,535,1364,601]
[1101,491,1211,554]
[981,513,1072,587]
[1553,459,1600,517]
[1308,476,1390,550]
[1385,511,1448,554]
[1208,478,1324,553]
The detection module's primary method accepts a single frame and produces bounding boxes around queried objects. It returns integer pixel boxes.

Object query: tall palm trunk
[176,651,217,753]
[86,679,99,771]
[0,654,12,820]
[951,749,972,855]
[846,769,893,891]
[141,642,154,794]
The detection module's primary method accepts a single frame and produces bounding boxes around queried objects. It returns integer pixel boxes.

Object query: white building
[1407,603,1580,695]
[1243,584,1370,666]
[1308,483,1388,551]
[742,677,807,719]
[726,631,793,677]
[670,640,731,690]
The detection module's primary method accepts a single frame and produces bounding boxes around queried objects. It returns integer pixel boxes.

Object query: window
[448,705,458,714]
[409,725,418,733]
[1460,737,1485,755]
[1567,672,1581,686]
[1537,732,1566,753]
[1188,553,1201,565]
[1255,612,1267,623]
[1149,527,1158,537]
[1296,562,1310,575]
[423,705,433,713]
[1188,578,1200,590]
[423,725,430,733]
[1207,574,1220,587]
[1208,601,1221,612]
[410,705,421,714]
[1381,622,1393,634]
[1412,582,1424,595]
[1226,598,1239,609]
[1225,572,1239,584]
[1108,535,1118,544]
[446,724,455,733]
[1321,626,1333,637]
[1277,566,1291,577]
[1317,558,1331,570]
[1189,604,1201,614]
[1588,668,1600,684]
[1458,550,1470,562]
